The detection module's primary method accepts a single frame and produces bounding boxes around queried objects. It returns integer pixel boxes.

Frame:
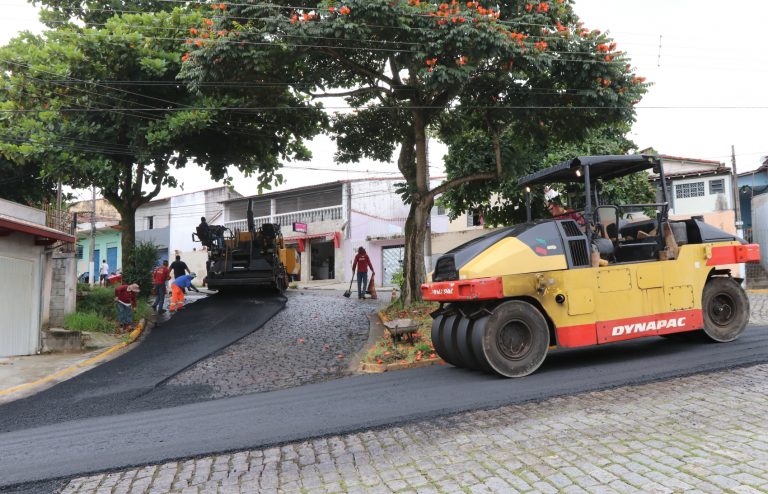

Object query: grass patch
[72,285,152,333]
[364,301,440,365]
[64,311,116,333]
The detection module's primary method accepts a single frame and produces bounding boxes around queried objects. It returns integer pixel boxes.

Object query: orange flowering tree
[185,0,648,303]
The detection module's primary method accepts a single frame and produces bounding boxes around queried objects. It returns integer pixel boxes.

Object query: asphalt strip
[0,292,286,434]
[1,323,768,488]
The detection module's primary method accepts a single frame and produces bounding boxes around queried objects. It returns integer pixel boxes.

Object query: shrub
[64,311,116,333]
[78,286,119,319]
[122,241,158,296]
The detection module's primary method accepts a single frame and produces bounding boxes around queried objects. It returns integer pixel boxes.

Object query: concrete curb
[359,358,444,373]
[347,312,385,373]
[0,318,148,400]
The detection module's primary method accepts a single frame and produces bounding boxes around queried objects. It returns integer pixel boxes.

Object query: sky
[1,0,766,202]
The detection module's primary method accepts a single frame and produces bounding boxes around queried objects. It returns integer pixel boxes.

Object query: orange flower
[340,5,351,15]
[189,27,198,35]
[328,5,335,12]
[181,53,190,62]
[525,3,533,12]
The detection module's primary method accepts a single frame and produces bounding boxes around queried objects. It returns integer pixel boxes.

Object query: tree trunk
[400,109,431,305]
[119,205,136,270]
[401,197,432,305]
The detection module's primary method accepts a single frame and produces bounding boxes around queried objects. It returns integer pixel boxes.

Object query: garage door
[0,255,36,357]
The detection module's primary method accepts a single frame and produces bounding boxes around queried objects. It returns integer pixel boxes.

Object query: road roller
[422,155,761,377]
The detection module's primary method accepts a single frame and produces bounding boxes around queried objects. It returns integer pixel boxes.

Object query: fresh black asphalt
[0,291,286,434]
[1,323,767,488]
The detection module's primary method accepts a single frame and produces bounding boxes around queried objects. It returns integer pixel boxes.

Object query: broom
[343,271,355,298]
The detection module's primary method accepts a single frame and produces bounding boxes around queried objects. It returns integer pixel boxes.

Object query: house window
[675,182,705,199]
[467,209,483,227]
[76,244,84,260]
[709,179,725,194]
[436,204,446,216]
[146,216,154,230]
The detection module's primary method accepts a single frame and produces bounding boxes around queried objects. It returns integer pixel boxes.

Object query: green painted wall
[76,229,122,278]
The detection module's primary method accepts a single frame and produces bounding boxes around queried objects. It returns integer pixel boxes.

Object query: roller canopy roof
[518,155,660,187]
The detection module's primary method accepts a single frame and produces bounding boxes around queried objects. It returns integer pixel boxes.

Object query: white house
[136,186,242,265]
[221,178,493,286]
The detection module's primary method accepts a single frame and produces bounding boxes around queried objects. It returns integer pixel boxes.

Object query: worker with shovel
[351,247,375,300]
[169,272,200,313]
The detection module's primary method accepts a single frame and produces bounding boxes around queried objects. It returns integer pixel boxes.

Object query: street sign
[293,222,307,233]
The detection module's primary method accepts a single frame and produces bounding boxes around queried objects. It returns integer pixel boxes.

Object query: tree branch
[427,172,498,200]
[310,86,392,99]
[322,48,396,87]
[389,56,403,86]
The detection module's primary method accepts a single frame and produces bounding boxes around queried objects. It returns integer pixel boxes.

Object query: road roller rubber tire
[701,277,750,342]
[469,316,495,373]
[439,315,465,368]
[455,317,484,371]
[477,300,550,377]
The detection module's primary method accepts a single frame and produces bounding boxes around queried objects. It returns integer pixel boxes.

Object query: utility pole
[424,137,432,274]
[731,145,745,283]
[89,185,96,286]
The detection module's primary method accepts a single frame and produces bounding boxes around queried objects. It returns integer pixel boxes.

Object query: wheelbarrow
[383,318,419,343]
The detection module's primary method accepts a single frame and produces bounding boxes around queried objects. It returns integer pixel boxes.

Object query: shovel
[343,272,355,298]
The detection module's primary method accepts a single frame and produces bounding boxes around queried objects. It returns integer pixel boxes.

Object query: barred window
[709,179,725,194]
[675,182,705,199]
[436,204,446,216]
[76,244,84,260]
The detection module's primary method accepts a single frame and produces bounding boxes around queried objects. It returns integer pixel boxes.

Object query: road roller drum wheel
[432,314,461,366]
[477,300,550,377]
[701,277,749,342]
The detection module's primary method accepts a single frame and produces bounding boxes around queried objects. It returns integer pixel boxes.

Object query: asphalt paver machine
[422,155,761,377]
[193,199,299,292]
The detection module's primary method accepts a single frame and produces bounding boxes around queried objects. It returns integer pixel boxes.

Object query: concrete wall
[669,175,732,216]
[0,197,46,224]
[136,198,171,231]
[169,191,206,254]
[753,194,768,273]
[48,251,76,328]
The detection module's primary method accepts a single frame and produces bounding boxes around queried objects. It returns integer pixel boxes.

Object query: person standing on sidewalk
[114,283,139,332]
[169,272,200,313]
[151,260,171,313]
[99,259,109,287]
[352,247,375,300]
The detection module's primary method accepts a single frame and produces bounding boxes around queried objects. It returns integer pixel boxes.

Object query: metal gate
[0,255,36,357]
[382,245,404,287]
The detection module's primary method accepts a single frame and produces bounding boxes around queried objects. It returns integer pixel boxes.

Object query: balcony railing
[224,205,344,232]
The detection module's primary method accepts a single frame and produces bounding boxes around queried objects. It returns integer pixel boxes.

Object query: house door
[93,249,100,275]
[310,240,334,280]
[107,246,118,274]
[382,245,405,286]
[0,255,37,357]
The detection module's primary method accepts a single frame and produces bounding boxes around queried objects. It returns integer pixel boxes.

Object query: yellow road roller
[422,155,761,377]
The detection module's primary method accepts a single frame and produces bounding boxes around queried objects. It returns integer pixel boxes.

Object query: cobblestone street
[57,293,768,493]
[165,290,378,397]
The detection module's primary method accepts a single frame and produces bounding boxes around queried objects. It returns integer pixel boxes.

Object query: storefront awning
[285,231,341,252]
[0,215,76,244]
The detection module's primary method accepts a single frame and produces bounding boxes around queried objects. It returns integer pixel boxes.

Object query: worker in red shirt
[352,247,375,300]
[114,283,139,333]
[151,260,171,313]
